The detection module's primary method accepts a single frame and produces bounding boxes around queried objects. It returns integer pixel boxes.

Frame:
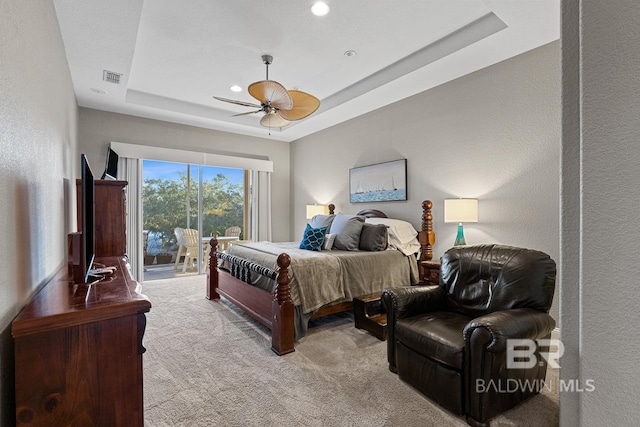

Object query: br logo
[506,339,564,369]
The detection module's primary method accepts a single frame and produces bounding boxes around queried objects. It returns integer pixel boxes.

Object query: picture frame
[349,159,407,203]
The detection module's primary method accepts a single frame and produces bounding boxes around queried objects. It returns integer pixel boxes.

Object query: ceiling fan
[213,55,320,129]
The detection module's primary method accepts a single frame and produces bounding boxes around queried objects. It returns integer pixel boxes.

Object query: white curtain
[118,157,144,282]
[251,171,272,241]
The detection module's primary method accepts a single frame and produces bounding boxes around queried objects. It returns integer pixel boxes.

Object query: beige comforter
[225,241,419,314]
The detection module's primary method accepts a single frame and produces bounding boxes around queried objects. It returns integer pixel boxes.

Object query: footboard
[206,238,295,355]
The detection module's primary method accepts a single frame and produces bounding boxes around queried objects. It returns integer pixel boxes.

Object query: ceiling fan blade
[248,80,293,110]
[278,90,321,121]
[231,109,262,117]
[213,96,262,108]
[260,112,291,128]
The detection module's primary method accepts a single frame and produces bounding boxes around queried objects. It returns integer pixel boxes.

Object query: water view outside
[142,160,245,257]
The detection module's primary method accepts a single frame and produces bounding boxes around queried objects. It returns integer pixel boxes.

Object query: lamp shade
[306,204,329,219]
[444,199,478,223]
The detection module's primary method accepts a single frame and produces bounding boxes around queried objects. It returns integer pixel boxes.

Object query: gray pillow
[359,223,389,251]
[309,214,335,230]
[330,214,365,251]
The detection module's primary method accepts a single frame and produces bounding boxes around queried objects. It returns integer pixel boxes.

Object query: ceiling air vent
[103,70,123,84]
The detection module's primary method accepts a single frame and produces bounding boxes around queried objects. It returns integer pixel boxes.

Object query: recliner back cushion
[439,244,556,317]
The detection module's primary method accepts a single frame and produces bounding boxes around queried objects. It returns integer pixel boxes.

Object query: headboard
[355,209,388,218]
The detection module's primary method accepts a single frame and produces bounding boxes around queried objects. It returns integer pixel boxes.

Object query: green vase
[454,224,466,246]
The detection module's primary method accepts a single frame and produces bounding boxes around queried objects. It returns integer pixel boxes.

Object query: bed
[206,200,435,355]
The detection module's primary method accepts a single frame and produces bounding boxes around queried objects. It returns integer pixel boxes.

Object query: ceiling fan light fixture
[311,2,330,17]
[260,111,291,128]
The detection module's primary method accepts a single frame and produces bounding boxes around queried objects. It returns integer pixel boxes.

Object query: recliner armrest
[382,285,447,372]
[464,309,556,424]
[463,308,556,353]
[382,285,447,320]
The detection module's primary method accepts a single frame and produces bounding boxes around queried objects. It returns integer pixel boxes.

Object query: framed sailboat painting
[349,159,407,203]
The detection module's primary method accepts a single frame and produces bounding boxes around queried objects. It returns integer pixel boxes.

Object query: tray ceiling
[53,0,559,141]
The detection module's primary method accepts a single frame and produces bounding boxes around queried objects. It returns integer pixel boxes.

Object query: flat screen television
[81,154,96,282]
[101,147,119,180]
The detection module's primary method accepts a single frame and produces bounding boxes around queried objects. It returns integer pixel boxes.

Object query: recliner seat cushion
[396,311,470,370]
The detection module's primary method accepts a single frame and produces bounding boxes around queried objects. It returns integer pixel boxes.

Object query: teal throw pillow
[299,224,327,251]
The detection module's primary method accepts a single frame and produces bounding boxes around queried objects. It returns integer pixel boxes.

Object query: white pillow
[365,217,420,255]
[323,233,337,250]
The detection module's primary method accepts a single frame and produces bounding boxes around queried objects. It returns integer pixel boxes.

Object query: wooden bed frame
[206,200,434,355]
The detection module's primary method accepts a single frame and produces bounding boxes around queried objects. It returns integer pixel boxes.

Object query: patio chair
[173,228,185,270]
[224,226,241,237]
[215,226,242,254]
[180,228,200,273]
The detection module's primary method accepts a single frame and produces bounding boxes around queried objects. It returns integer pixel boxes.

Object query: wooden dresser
[13,178,150,426]
[12,256,151,426]
[76,179,127,257]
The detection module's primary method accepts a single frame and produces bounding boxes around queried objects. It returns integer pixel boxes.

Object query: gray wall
[291,42,561,321]
[77,108,292,242]
[561,0,640,425]
[0,0,78,424]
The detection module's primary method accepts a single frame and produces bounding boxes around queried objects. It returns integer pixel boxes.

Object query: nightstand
[420,260,441,286]
[353,292,387,340]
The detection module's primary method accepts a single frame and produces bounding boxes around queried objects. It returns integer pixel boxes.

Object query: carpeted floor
[141,275,559,427]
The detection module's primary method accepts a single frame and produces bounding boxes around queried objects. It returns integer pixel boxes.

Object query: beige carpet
[142,275,559,427]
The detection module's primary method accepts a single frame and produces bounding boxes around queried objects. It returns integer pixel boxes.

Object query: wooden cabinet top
[75,179,128,187]
[12,257,151,338]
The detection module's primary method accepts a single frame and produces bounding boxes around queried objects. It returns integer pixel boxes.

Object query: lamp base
[454,223,466,246]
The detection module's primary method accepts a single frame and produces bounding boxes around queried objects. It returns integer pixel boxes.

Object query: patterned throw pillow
[299,224,327,251]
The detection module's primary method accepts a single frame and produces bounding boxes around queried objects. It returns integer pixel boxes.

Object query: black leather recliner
[382,244,556,426]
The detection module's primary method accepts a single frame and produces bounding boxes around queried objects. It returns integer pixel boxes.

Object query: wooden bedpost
[328,204,335,214]
[418,200,435,262]
[206,237,219,300]
[271,253,295,355]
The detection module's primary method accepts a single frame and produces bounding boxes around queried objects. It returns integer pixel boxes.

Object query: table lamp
[306,204,329,219]
[444,198,478,246]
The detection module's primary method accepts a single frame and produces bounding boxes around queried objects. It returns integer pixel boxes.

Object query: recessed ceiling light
[344,50,357,58]
[311,1,329,17]
[90,88,107,94]
[230,85,242,92]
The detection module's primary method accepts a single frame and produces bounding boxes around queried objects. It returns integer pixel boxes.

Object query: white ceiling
[52,0,559,142]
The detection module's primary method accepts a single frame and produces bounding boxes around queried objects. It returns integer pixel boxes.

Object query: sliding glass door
[142,160,245,280]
